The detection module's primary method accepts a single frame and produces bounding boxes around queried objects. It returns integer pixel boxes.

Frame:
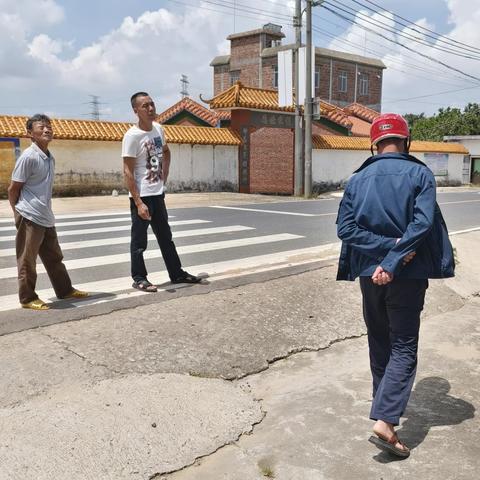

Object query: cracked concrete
[0,231,478,479]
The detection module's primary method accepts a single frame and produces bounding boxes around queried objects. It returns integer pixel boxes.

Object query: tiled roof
[313,135,469,154]
[163,125,241,145]
[347,116,371,137]
[204,82,295,112]
[344,103,380,123]
[0,115,240,146]
[157,97,219,127]
[204,82,352,130]
[0,115,131,141]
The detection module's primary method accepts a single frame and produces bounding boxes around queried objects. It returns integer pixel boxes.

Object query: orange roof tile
[313,135,469,154]
[347,116,371,137]
[0,115,240,146]
[157,97,220,127]
[203,82,295,113]
[344,103,380,123]
[319,101,352,129]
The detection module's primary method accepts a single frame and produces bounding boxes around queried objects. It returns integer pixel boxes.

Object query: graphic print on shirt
[144,136,163,183]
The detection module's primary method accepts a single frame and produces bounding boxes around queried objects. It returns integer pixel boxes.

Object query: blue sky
[0,0,478,120]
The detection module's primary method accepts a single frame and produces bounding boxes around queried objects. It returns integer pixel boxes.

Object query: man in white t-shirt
[122,92,201,292]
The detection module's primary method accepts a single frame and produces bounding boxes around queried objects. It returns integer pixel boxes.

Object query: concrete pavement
[0,193,479,479]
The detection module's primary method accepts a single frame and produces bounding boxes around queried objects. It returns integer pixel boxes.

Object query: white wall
[313,148,466,190]
[16,139,239,195]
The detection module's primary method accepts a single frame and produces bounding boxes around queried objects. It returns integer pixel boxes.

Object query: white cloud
[0,0,64,29]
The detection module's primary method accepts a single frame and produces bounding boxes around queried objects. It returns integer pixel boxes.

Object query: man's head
[130,91,157,124]
[26,114,53,147]
[370,113,410,155]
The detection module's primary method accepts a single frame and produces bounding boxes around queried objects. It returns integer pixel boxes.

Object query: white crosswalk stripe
[0,212,175,224]
[0,225,255,258]
[0,234,303,280]
[0,244,339,312]
[0,219,211,243]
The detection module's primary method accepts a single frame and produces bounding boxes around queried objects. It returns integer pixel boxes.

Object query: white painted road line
[0,243,339,312]
[0,216,135,232]
[0,233,303,279]
[0,219,211,243]
[450,226,480,235]
[0,225,255,258]
[439,199,480,205]
[210,205,336,217]
[0,212,174,224]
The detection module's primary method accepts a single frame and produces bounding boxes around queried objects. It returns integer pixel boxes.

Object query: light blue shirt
[11,143,55,227]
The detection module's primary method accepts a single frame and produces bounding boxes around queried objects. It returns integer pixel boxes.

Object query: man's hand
[136,202,151,221]
[372,266,393,285]
[403,251,416,265]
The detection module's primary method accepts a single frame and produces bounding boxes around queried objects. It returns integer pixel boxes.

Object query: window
[230,70,240,86]
[273,65,278,88]
[338,70,348,93]
[358,73,369,96]
[315,66,320,89]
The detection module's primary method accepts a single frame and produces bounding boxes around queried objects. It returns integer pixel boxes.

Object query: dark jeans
[359,276,428,426]
[130,194,183,282]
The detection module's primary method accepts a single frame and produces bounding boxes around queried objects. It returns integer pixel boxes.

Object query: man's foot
[21,298,50,310]
[132,279,158,292]
[369,420,410,458]
[63,288,89,299]
[171,272,202,284]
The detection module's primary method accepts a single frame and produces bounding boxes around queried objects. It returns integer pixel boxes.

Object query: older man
[336,113,455,457]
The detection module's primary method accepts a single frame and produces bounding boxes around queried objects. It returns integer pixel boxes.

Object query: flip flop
[21,298,50,310]
[171,272,202,284]
[369,434,410,458]
[132,279,158,292]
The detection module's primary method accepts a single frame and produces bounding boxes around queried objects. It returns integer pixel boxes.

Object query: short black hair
[130,92,150,108]
[26,114,51,131]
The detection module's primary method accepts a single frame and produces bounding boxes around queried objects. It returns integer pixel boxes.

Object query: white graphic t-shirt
[121,122,166,197]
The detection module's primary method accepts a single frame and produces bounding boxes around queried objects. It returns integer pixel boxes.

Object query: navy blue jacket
[336,152,455,281]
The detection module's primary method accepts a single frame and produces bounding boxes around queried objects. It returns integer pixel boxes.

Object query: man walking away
[122,91,201,292]
[8,114,88,310]
[336,113,455,457]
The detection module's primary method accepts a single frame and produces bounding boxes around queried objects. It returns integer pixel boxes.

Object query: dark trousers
[130,194,183,283]
[359,276,428,426]
[15,212,73,304]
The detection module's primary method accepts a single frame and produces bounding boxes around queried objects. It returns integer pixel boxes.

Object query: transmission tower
[180,75,190,99]
[87,95,101,120]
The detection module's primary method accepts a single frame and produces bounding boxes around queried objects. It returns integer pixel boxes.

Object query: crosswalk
[0,211,339,312]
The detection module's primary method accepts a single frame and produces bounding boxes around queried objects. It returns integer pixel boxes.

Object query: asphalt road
[0,190,478,329]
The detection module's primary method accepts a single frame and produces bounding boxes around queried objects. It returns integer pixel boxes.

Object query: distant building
[210,23,386,112]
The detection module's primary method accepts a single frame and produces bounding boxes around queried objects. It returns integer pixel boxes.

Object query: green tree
[405,103,480,141]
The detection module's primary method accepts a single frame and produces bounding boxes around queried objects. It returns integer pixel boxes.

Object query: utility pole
[180,74,190,99]
[304,0,313,198]
[88,95,101,121]
[304,0,323,198]
[293,0,303,196]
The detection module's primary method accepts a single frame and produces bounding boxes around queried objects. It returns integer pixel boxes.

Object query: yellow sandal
[21,298,50,310]
[63,288,89,299]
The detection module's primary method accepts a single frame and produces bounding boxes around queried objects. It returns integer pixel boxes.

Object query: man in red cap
[336,113,455,457]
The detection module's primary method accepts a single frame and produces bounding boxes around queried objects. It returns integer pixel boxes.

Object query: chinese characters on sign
[240,126,250,187]
[251,112,295,129]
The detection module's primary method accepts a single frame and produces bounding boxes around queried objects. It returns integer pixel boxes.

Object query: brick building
[211,23,386,112]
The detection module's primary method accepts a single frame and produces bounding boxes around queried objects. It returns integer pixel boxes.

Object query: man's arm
[7,181,24,214]
[123,157,151,220]
[337,187,397,261]
[161,145,170,183]
[379,171,436,276]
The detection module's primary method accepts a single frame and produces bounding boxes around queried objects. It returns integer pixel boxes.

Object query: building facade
[211,23,386,112]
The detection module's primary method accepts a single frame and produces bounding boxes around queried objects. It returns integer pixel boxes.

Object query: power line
[383,84,480,104]
[359,0,480,54]
[323,1,480,60]
[320,4,480,83]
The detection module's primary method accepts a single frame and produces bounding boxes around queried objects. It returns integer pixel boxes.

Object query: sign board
[277,49,293,107]
[251,111,295,129]
[298,46,315,106]
[424,153,448,176]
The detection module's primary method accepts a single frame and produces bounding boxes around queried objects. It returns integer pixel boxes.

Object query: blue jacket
[336,152,455,281]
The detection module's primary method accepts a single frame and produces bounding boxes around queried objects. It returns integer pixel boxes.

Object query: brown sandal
[132,279,157,292]
[369,433,410,458]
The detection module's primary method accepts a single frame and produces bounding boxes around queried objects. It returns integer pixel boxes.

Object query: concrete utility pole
[304,0,323,198]
[293,0,303,196]
[304,0,313,198]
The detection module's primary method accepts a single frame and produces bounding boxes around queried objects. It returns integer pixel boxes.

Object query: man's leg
[38,226,74,299]
[130,197,151,283]
[15,213,43,304]
[149,194,183,281]
[359,277,391,398]
[370,278,428,426]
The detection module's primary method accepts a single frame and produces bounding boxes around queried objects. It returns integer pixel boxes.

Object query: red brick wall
[355,66,382,110]
[262,57,277,90]
[213,65,230,96]
[230,36,261,89]
[249,127,294,194]
[315,58,331,100]
[312,122,342,136]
